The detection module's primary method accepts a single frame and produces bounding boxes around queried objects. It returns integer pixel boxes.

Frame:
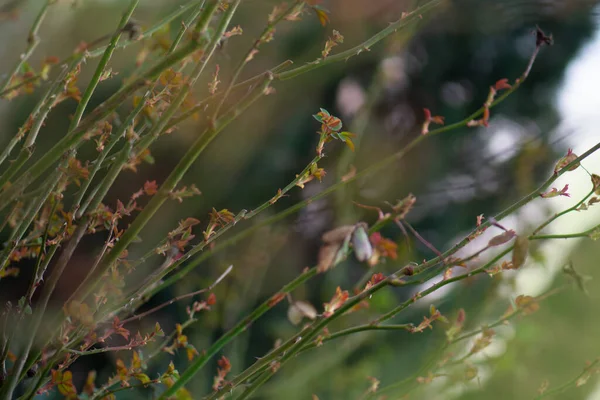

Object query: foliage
[0,1,598,399]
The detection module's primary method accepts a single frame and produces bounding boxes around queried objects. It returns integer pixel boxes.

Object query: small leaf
[511,236,529,269]
[554,149,579,174]
[352,223,373,262]
[487,230,516,247]
[312,5,330,26]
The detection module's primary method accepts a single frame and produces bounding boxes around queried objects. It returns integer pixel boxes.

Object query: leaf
[515,295,539,315]
[134,373,151,385]
[591,174,600,195]
[352,223,373,262]
[287,301,317,325]
[554,149,579,174]
[487,230,516,247]
[322,225,355,243]
[511,236,530,269]
[312,5,329,26]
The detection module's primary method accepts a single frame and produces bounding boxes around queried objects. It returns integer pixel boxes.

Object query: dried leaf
[511,236,529,269]
[487,230,516,247]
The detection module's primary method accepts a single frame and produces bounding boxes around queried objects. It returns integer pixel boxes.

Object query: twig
[120,265,232,324]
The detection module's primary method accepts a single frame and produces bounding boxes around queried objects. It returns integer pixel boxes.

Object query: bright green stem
[168,1,205,53]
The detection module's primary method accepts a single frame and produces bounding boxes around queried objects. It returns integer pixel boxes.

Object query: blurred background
[2,0,600,398]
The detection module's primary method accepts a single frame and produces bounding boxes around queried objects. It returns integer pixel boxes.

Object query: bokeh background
[2,0,600,398]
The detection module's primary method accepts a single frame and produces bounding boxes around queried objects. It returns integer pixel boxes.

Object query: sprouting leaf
[323,287,349,317]
[540,184,570,198]
[494,78,512,90]
[337,131,357,152]
[515,295,539,315]
[554,149,580,174]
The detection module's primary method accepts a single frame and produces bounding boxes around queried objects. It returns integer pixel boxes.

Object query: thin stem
[74,91,150,218]
[72,1,140,131]
[76,57,265,307]
[212,1,303,119]
[0,223,87,400]
[534,359,600,399]
[531,188,595,235]
[157,267,319,399]
[0,1,51,92]
[529,224,600,240]
[0,1,203,98]
[276,0,441,80]
[120,265,232,325]
[132,29,555,307]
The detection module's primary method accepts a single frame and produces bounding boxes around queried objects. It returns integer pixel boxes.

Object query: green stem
[0,1,203,98]
[212,1,303,119]
[70,0,140,131]
[530,224,600,240]
[276,0,441,81]
[157,267,318,399]
[77,62,266,306]
[74,91,150,218]
[0,1,51,92]
[534,359,600,399]
[0,222,87,400]
[134,31,558,306]
[0,40,202,211]
[531,188,595,235]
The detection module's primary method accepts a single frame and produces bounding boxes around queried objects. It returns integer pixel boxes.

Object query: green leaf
[134,373,151,385]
